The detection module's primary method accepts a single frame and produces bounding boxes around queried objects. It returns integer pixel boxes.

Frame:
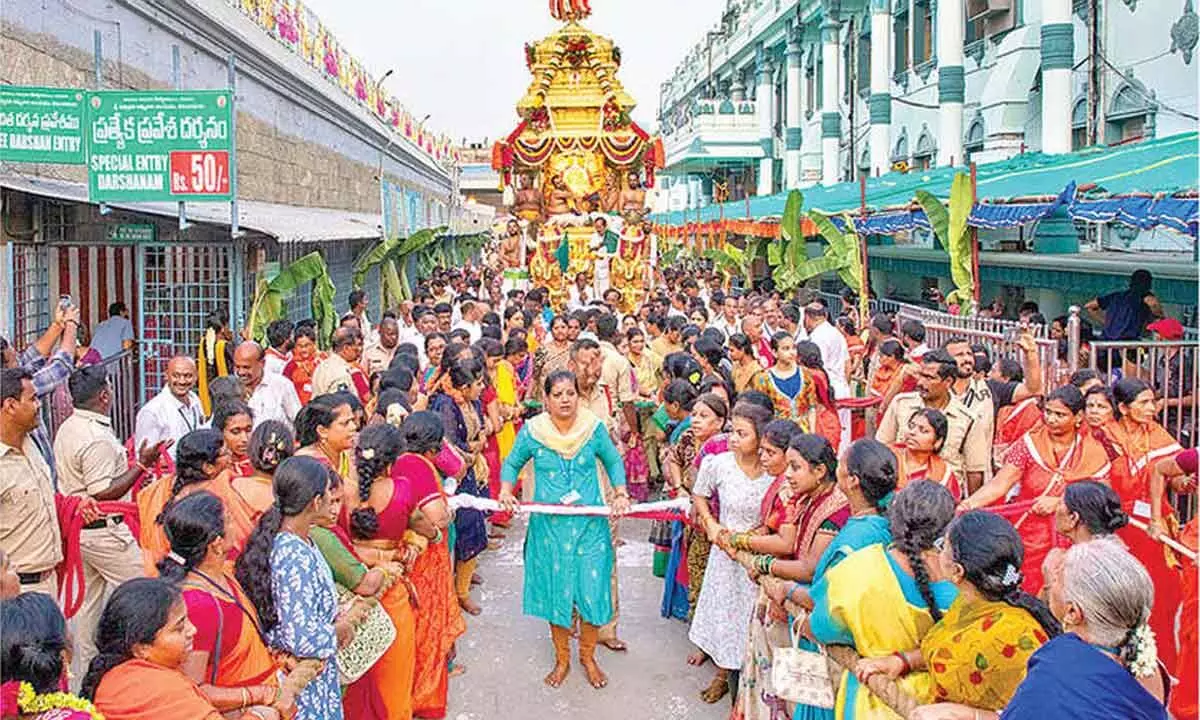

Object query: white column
[869,2,893,176]
[820,19,841,186]
[785,30,804,189]
[756,52,775,196]
[937,0,965,166]
[1041,0,1074,153]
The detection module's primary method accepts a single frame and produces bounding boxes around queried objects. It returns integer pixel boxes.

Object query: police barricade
[1090,339,1199,522]
[39,350,137,443]
[897,317,1061,395]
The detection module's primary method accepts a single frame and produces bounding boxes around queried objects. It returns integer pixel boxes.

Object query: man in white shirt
[804,303,851,447]
[453,298,484,343]
[233,341,302,430]
[263,319,292,375]
[90,302,135,359]
[710,294,741,339]
[900,318,930,362]
[568,273,595,311]
[134,356,204,460]
[348,289,378,346]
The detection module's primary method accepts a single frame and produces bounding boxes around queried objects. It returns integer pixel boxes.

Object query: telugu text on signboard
[86,90,234,202]
[0,86,86,164]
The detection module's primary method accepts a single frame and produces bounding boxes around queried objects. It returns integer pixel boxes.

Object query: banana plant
[705,237,763,288]
[247,252,336,348]
[915,172,976,314]
[766,190,811,293]
[352,226,446,307]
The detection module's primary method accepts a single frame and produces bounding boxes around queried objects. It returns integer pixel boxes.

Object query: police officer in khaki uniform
[53,366,168,670]
[0,368,69,596]
[876,349,991,493]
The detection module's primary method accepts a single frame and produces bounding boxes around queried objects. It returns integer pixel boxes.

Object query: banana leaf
[352,235,402,289]
[915,172,976,313]
[780,190,804,244]
[380,258,404,310]
[248,251,336,348]
[790,253,848,283]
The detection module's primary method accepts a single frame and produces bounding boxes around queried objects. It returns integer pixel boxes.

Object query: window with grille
[139,244,233,402]
[11,243,49,348]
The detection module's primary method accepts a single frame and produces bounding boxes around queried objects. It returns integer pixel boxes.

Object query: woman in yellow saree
[804,481,958,719]
[856,511,1060,715]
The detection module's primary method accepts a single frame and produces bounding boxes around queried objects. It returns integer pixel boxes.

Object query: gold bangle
[239,687,250,708]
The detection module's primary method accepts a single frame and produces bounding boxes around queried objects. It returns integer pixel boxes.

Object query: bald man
[233,341,301,429]
[134,355,204,459]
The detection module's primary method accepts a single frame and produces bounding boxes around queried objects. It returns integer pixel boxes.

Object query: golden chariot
[492,0,663,312]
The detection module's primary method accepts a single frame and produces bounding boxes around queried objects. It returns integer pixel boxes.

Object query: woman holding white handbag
[733,432,849,720]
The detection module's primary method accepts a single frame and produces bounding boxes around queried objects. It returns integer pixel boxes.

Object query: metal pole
[95,31,110,217]
[228,53,240,239]
[859,173,870,322]
[1067,305,1081,374]
[969,161,981,309]
[173,45,188,232]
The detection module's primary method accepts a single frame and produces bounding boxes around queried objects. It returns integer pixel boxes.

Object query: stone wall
[0,0,449,215]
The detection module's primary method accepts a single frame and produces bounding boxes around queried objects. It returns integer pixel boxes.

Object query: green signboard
[86,90,234,202]
[0,86,86,164]
[106,223,156,243]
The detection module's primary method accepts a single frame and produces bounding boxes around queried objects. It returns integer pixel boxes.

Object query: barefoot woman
[498,369,630,689]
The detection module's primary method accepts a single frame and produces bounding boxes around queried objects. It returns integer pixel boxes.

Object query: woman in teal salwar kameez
[498,369,630,690]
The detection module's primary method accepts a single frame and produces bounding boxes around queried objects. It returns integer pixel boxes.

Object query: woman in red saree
[282,325,325,405]
[348,417,451,720]
[391,414,465,719]
[86,578,282,720]
[138,429,257,573]
[894,407,962,501]
[1108,377,1185,671]
[960,385,1111,594]
[293,394,359,520]
[158,492,296,717]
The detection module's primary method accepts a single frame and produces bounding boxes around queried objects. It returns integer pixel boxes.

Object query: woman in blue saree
[1001,538,1168,720]
[659,378,700,621]
[498,369,630,690]
[798,478,958,720]
[428,354,490,616]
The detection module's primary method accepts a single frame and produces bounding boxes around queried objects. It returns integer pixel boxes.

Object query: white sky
[300,0,727,142]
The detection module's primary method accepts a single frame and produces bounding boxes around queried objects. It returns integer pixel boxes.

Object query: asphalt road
[445,516,732,720]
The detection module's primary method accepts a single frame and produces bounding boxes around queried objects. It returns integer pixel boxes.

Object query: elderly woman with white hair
[1000,538,1169,719]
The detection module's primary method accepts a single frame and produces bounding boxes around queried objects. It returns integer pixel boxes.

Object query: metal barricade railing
[913,320,1062,394]
[814,290,1051,339]
[1089,341,1198,450]
[39,351,138,444]
[1090,340,1198,522]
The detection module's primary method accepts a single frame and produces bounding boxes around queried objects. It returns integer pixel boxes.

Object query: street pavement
[446,515,732,720]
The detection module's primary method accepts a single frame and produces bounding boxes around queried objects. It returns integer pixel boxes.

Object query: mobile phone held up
[58,295,74,312]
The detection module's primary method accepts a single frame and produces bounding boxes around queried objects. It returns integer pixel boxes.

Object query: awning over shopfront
[653,132,1199,237]
[1,173,382,243]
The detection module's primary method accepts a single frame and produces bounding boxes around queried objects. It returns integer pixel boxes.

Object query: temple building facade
[655,0,1198,323]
